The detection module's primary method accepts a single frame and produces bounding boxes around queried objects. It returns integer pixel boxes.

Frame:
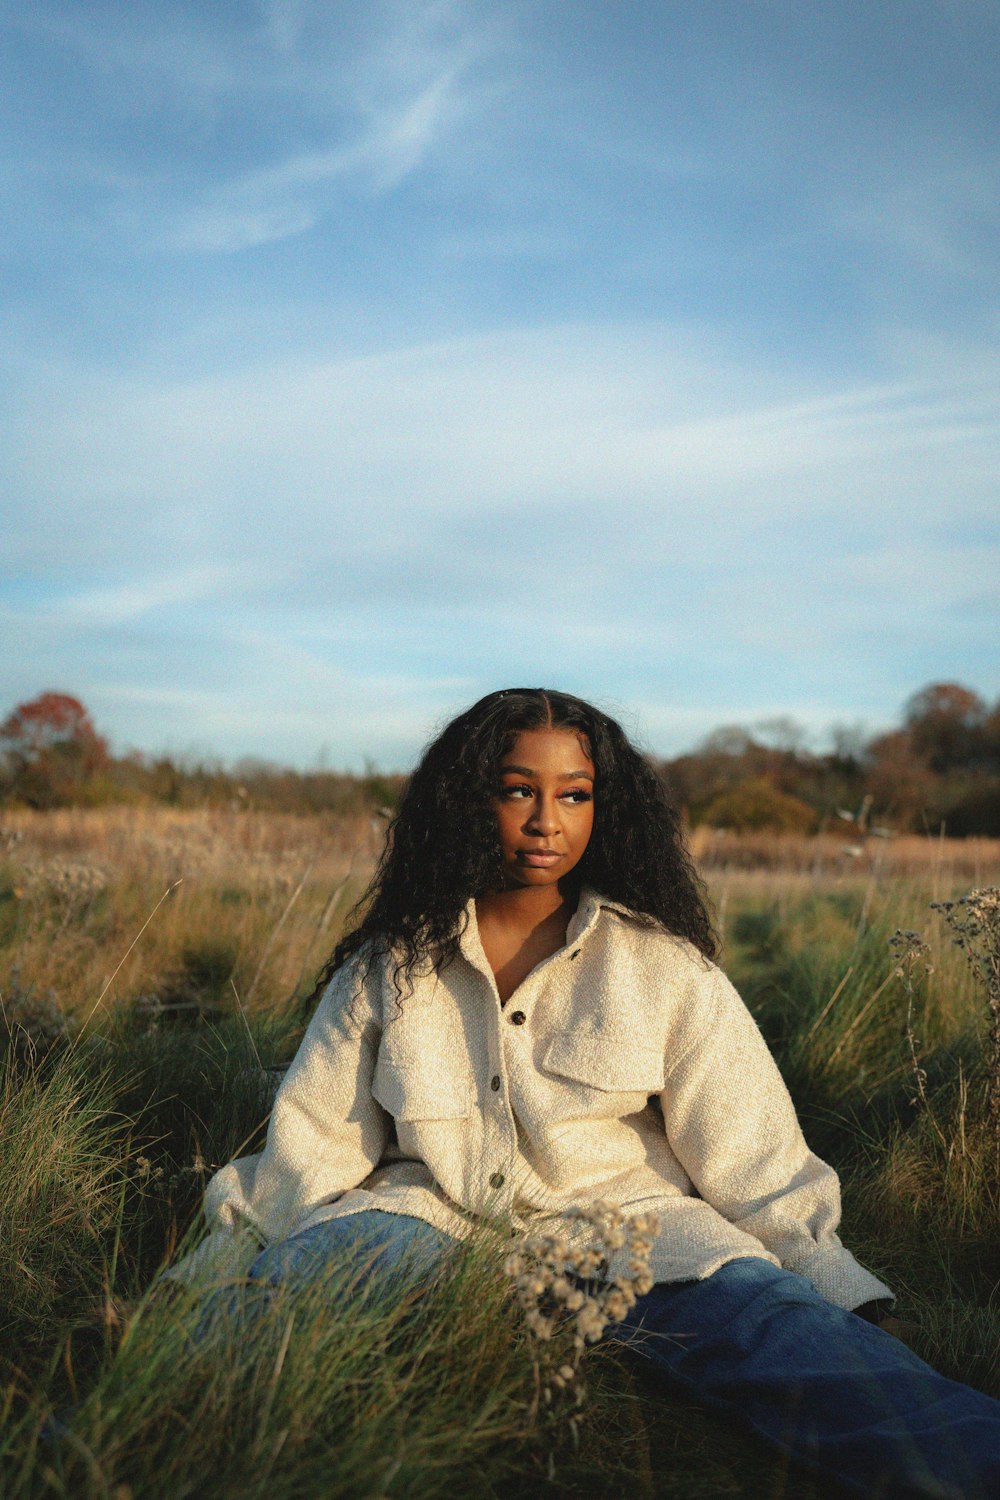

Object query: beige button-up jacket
[168,889,893,1312]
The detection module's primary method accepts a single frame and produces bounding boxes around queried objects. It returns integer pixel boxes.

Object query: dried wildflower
[889,926,946,1145]
[889,928,934,980]
[504,1200,660,1427]
[22,858,110,908]
[930,888,1000,1139]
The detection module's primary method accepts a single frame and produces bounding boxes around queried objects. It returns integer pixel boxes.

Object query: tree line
[0,692,402,818]
[1,683,998,835]
[658,682,1000,836]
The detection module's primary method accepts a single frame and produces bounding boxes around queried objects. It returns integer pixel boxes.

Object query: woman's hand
[876,1314,920,1347]
[855,1300,918,1347]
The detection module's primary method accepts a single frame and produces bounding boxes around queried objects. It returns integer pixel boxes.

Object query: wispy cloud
[49,567,236,630]
[827,146,1000,283]
[4,320,997,757]
[13,633,477,768]
[9,324,996,554]
[167,58,479,251]
[8,1,505,255]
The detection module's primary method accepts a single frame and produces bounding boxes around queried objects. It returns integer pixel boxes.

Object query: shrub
[701,778,817,834]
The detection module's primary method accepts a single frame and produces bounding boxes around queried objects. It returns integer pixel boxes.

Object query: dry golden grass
[688,824,1000,883]
[696,831,1000,1017]
[1,809,998,1497]
[2,809,997,1039]
[0,806,382,1026]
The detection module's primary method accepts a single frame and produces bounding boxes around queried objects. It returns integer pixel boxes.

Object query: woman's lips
[517,849,563,866]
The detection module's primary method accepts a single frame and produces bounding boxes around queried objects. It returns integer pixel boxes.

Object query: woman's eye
[561,789,593,804]
[500,784,533,799]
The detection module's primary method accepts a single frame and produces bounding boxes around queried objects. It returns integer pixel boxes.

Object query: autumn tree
[864,728,939,831]
[0,692,109,807]
[904,682,988,773]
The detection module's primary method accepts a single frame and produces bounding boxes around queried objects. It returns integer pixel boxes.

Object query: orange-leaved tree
[0,692,109,806]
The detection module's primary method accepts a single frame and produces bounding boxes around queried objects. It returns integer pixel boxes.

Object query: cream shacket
[166,888,893,1312]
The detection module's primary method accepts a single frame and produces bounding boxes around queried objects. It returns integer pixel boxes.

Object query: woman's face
[492,726,595,889]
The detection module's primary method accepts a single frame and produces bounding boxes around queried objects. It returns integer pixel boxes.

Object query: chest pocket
[542,1031,665,1097]
[372,1010,474,1123]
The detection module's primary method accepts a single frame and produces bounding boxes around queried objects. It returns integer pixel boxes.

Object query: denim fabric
[194,1208,454,1341]
[247,1209,451,1293]
[609,1255,1000,1500]
[203,1216,1000,1499]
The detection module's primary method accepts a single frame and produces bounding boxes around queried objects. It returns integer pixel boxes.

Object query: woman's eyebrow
[500,764,594,781]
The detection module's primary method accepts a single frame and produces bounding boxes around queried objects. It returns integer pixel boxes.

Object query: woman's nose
[526,798,559,835]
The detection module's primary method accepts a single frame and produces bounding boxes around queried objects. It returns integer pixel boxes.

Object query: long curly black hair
[313,688,717,1002]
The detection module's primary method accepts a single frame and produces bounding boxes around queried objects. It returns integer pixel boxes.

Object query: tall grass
[0,1055,126,1359]
[0,813,998,1496]
[722,868,1000,1398]
[2,1230,542,1500]
[0,807,379,1024]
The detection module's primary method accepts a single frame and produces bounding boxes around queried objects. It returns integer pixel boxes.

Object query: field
[0,807,998,1498]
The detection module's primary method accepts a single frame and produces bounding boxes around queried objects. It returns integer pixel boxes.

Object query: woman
[171,688,1000,1498]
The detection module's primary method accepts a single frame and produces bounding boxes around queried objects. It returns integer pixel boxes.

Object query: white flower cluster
[21,858,110,905]
[504,1201,660,1406]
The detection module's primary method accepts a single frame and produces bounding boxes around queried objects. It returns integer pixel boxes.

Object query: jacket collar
[457,884,637,978]
[565,885,637,944]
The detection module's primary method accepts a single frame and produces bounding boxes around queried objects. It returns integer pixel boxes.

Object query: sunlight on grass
[0,813,998,1496]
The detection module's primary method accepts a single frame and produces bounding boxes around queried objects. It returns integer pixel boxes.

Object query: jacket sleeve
[660,967,894,1313]
[162,952,390,1285]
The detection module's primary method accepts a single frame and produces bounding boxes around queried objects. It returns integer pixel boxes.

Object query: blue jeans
[223,1213,1000,1500]
[245,1209,450,1295]
[611,1254,1000,1500]
[194,1208,448,1339]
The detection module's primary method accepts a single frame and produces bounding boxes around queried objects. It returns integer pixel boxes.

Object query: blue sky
[2,1,998,769]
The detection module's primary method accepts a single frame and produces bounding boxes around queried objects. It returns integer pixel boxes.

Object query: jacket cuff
[792,1242,895,1313]
[853,1297,895,1324]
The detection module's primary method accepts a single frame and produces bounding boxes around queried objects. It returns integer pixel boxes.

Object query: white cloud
[49,566,237,629]
[165,56,477,252]
[3,317,997,758]
[8,323,998,558]
[68,650,477,769]
[169,202,321,254]
[8,1,507,256]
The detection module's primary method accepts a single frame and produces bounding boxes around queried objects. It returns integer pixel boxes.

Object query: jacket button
[510,1010,526,1025]
[490,1074,501,1091]
[489,1171,505,1188]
